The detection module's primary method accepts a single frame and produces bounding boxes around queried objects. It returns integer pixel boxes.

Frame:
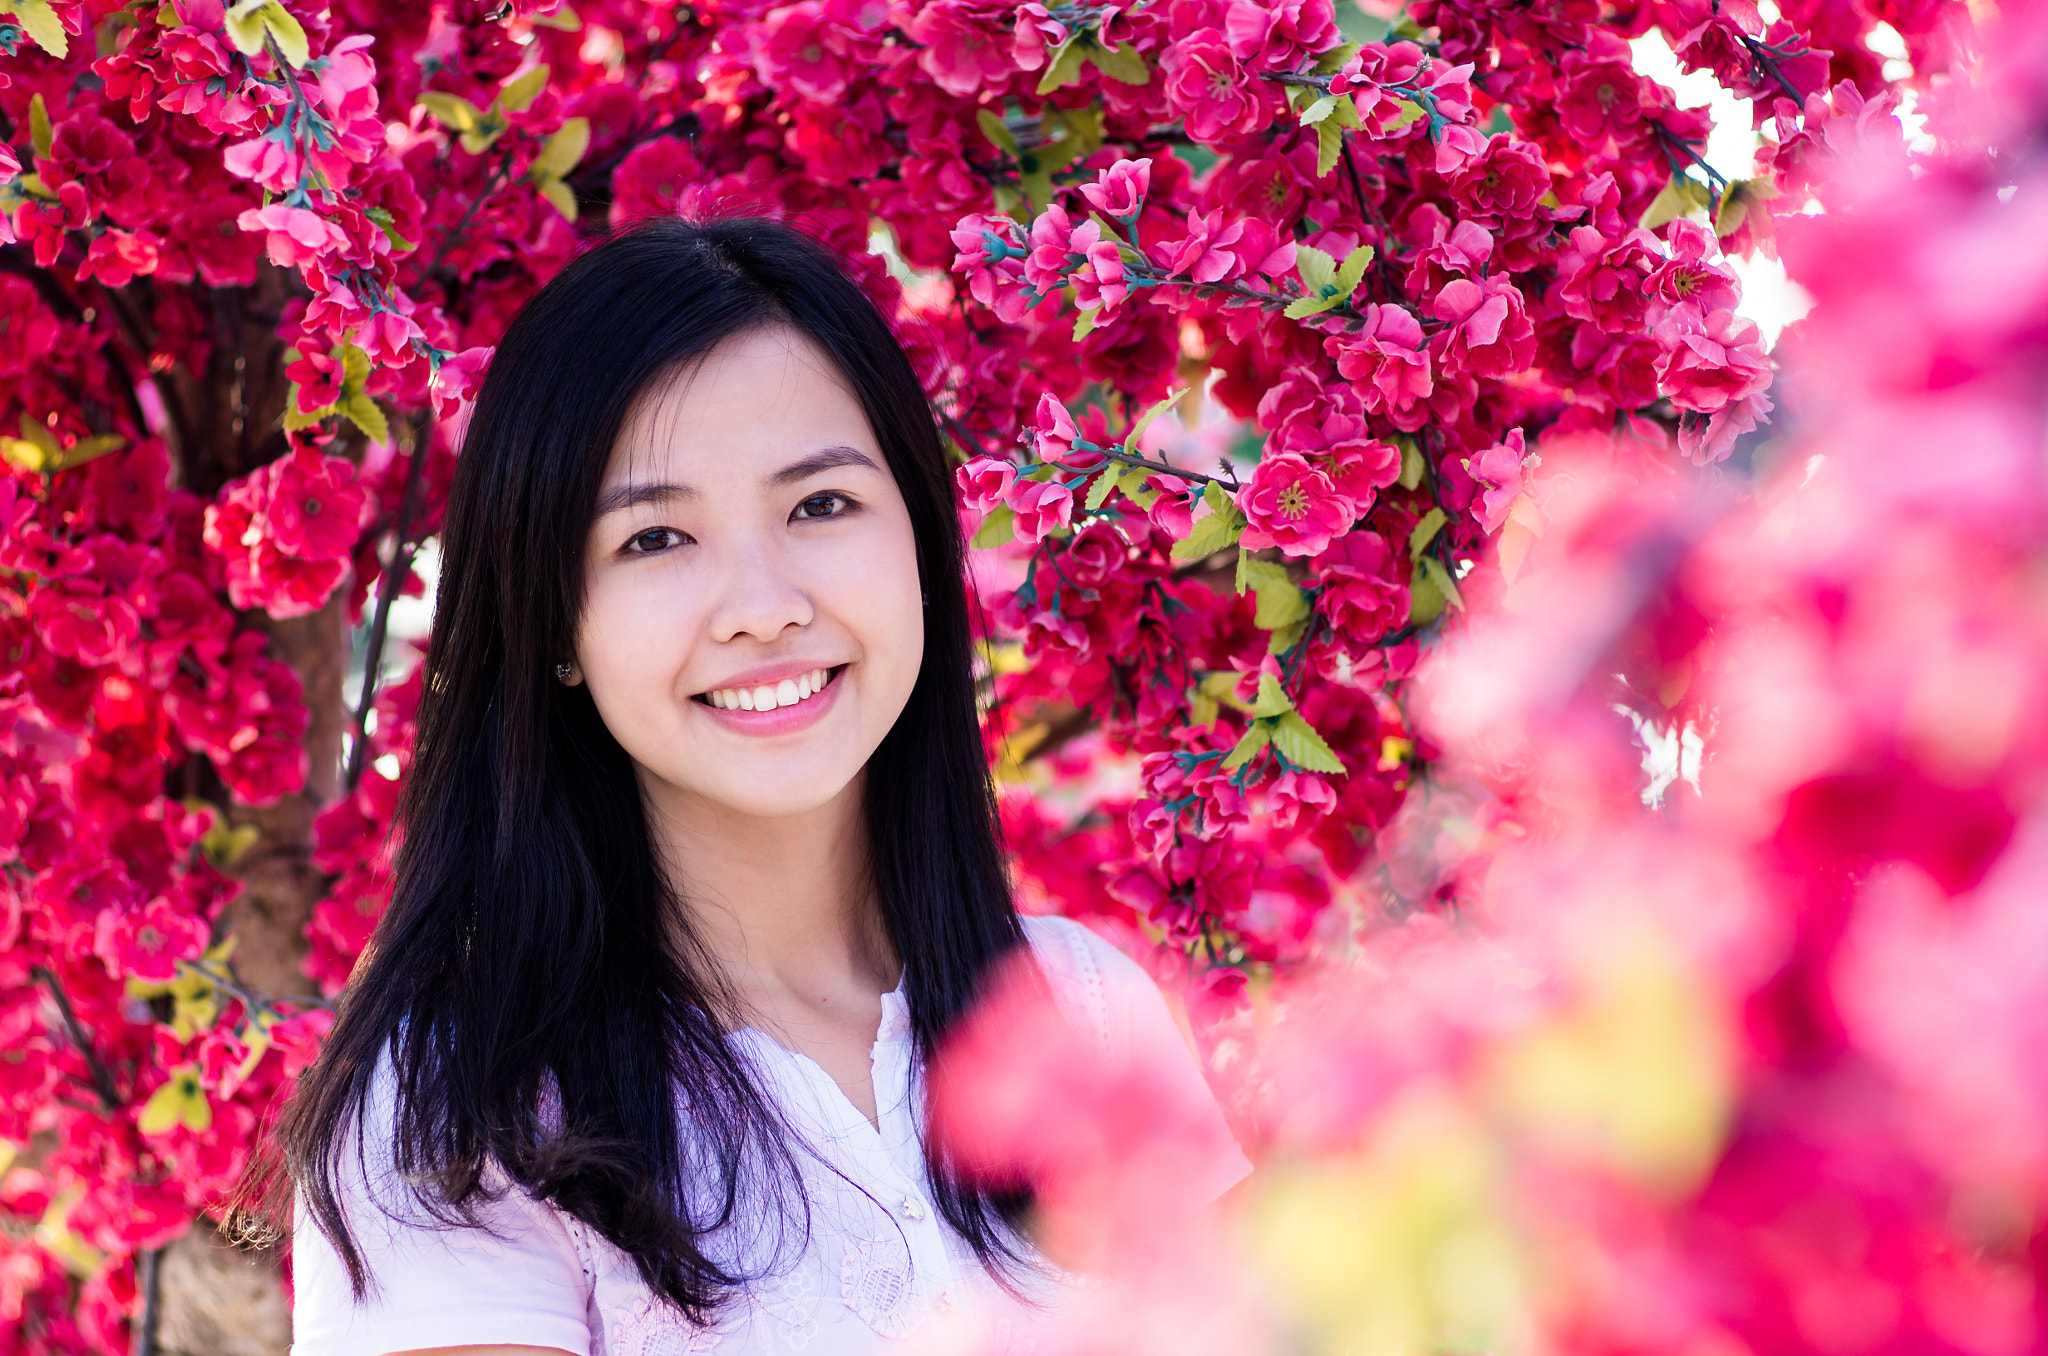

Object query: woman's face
[575,325,924,824]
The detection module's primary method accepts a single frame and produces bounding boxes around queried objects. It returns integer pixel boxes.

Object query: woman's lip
[696,664,843,736]
[694,659,846,695]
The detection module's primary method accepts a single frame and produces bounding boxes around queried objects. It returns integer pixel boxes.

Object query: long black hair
[276,216,1031,1320]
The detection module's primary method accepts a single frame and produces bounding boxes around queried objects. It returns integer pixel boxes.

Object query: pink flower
[1446,135,1551,226]
[1646,221,1742,319]
[1031,393,1084,463]
[1680,388,1773,466]
[1025,203,1093,296]
[236,204,350,269]
[1160,29,1274,143]
[1222,0,1340,71]
[956,456,1018,517]
[756,2,855,102]
[267,1008,336,1078]
[1010,2,1068,70]
[1555,32,1647,148]
[907,1,1014,97]
[428,345,494,421]
[1315,528,1408,647]
[1430,275,1535,379]
[1655,303,1774,414]
[1069,238,1131,315]
[1006,476,1076,541]
[1149,208,1248,284]
[1468,427,1532,534]
[1079,157,1152,221]
[287,346,347,413]
[1238,453,1355,557]
[1557,226,1663,334]
[93,896,208,984]
[1268,768,1337,828]
[268,447,369,563]
[1325,304,1432,419]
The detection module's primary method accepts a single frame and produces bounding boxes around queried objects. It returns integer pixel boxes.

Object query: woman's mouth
[696,665,843,712]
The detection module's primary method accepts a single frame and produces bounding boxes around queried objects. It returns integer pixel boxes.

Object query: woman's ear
[555,660,584,686]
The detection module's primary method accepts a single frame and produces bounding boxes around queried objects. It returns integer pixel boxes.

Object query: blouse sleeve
[1021,914,1254,1211]
[290,1056,593,1356]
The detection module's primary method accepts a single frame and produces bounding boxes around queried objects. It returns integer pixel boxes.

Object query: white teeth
[706,668,834,712]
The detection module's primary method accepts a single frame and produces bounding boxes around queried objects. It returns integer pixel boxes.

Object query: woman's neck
[641,770,899,1030]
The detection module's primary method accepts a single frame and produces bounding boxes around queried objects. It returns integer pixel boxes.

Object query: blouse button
[900,1195,926,1221]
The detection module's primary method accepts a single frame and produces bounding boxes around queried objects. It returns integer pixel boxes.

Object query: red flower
[93,895,208,984]
[1238,453,1355,557]
[1314,528,1408,648]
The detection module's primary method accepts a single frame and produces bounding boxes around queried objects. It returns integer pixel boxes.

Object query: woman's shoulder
[1016,912,1175,1061]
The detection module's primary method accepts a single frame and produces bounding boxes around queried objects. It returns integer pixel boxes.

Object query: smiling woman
[264,218,1249,1356]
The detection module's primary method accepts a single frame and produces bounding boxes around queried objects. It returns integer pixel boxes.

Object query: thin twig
[32,965,121,1110]
[345,413,432,790]
[131,1247,162,1356]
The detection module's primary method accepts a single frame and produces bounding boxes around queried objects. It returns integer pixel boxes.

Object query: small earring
[555,661,580,685]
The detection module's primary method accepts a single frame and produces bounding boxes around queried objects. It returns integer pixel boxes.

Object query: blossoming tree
[0,0,2025,1348]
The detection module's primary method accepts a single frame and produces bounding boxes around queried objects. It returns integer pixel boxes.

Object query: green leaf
[57,434,125,472]
[1249,670,1293,718]
[1299,95,1339,126]
[537,177,578,220]
[1313,40,1360,75]
[222,0,306,66]
[497,64,550,114]
[1408,505,1447,560]
[1086,40,1149,85]
[1295,243,1338,296]
[1409,557,1447,625]
[530,117,591,179]
[1072,306,1100,341]
[970,504,1016,549]
[1397,436,1426,490]
[1312,120,1346,180]
[340,392,391,447]
[1052,102,1103,154]
[138,1069,211,1136]
[363,206,416,253]
[1713,177,1777,238]
[1382,95,1426,133]
[1118,464,1158,508]
[282,391,336,432]
[1084,466,1120,512]
[1239,555,1310,629]
[1170,483,1245,560]
[1125,387,1186,449]
[1419,554,1464,613]
[1272,710,1345,773]
[418,91,483,134]
[976,108,1019,155]
[1035,37,1088,94]
[28,94,52,162]
[1640,174,1713,231]
[530,3,582,29]
[13,0,68,57]
[337,340,371,392]
[1265,619,1308,655]
[1220,722,1270,771]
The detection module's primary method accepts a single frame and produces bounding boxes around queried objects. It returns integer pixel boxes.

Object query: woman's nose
[704,537,816,645]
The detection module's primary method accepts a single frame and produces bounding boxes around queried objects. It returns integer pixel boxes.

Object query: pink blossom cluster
[0,0,2009,1345]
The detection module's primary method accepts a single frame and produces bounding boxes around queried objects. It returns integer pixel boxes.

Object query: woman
[281,216,1249,1355]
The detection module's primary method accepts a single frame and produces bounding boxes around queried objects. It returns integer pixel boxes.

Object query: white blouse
[290,914,1252,1356]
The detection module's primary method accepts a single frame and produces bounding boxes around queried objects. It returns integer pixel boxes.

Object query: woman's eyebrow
[594,481,697,517]
[769,445,880,485]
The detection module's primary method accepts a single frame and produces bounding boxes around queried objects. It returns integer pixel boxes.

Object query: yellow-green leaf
[1239,555,1309,629]
[1170,483,1244,561]
[1419,554,1464,613]
[1272,710,1345,773]
[1409,505,1447,560]
[363,205,416,253]
[970,504,1016,549]
[1382,95,1426,133]
[1086,40,1149,85]
[1313,40,1359,75]
[1286,243,1367,315]
[1641,174,1712,231]
[1083,465,1120,512]
[1397,436,1426,490]
[530,116,591,179]
[138,1069,211,1136]
[1052,102,1103,154]
[1409,557,1447,625]
[1249,670,1293,718]
[1713,177,1779,238]
[338,340,371,392]
[340,392,390,447]
[537,176,579,220]
[1220,722,1270,771]
[11,0,68,57]
[976,108,1019,155]
[1265,619,1308,655]
[1,438,55,474]
[282,390,338,432]
[1125,387,1185,449]
[1072,306,1100,341]
[417,91,484,134]
[496,63,549,114]
[222,0,306,66]
[57,434,124,472]
[29,94,52,162]
[1118,464,1158,509]
[1034,37,1088,94]
[530,3,581,29]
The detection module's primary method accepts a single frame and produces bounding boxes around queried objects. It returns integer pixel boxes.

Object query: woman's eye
[793,492,853,521]
[626,527,689,554]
